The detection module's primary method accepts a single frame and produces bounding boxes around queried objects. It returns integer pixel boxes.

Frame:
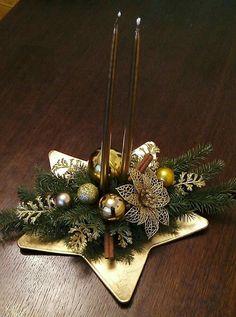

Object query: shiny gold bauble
[88,148,122,181]
[77,183,99,204]
[156,167,175,187]
[99,193,126,221]
[55,192,72,208]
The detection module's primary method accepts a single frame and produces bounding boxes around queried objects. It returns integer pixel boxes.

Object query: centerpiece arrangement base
[17,147,208,303]
[18,215,208,303]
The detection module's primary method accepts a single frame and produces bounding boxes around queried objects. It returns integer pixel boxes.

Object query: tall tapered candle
[100,12,121,193]
[121,17,141,181]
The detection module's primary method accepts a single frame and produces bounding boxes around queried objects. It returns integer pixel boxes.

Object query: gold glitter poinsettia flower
[116,168,170,239]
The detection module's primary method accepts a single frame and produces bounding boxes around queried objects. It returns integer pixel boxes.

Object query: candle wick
[114,11,122,26]
[136,17,141,29]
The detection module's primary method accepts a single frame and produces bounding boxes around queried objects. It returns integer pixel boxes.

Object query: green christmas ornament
[77,183,99,204]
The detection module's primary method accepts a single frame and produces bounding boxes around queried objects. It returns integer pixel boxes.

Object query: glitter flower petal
[145,213,159,239]
[159,207,169,226]
[116,184,136,200]
[116,168,170,239]
[125,206,141,223]
[129,168,144,192]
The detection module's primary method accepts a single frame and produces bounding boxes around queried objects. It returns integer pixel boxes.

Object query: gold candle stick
[100,12,121,193]
[121,17,141,181]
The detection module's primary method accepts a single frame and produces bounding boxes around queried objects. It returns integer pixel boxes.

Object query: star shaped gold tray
[17,144,209,303]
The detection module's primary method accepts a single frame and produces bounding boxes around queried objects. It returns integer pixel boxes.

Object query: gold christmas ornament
[77,183,99,204]
[99,193,126,221]
[55,192,72,208]
[88,149,122,181]
[156,167,175,187]
[116,168,170,239]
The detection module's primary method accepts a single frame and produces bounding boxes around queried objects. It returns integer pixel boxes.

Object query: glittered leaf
[159,208,169,225]
[145,213,159,239]
[129,168,144,192]
[116,184,136,200]
[125,206,140,223]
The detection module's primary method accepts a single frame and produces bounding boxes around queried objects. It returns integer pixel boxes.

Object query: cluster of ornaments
[54,148,175,235]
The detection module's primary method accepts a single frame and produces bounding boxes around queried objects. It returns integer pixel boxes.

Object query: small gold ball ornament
[156,167,175,187]
[55,192,72,208]
[99,193,126,221]
[88,149,122,181]
[77,183,99,204]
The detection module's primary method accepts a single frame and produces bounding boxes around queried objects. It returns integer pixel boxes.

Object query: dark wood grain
[0,1,236,316]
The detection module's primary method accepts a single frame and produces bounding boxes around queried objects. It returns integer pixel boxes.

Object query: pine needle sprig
[160,144,213,174]
[54,208,88,227]
[35,170,71,197]
[193,160,225,181]
[56,205,105,232]
[82,237,104,262]
[186,178,236,214]
[187,193,231,214]
[208,177,236,195]
[70,166,92,188]
[0,209,23,241]
[22,211,69,241]
[167,193,196,219]
[17,186,37,202]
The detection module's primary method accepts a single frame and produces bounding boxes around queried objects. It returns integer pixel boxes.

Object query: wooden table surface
[0,1,235,316]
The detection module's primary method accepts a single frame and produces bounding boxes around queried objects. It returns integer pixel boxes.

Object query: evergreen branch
[54,208,88,227]
[0,209,23,241]
[186,178,236,214]
[17,186,37,202]
[208,177,236,195]
[82,237,104,262]
[55,204,105,229]
[22,211,69,241]
[70,167,92,187]
[167,193,196,219]
[35,170,71,197]
[0,151,234,263]
[193,160,225,181]
[187,193,232,214]
[160,144,213,174]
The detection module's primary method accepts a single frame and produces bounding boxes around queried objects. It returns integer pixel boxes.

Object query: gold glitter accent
[77,183,99,204]
[116,168,170,239]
